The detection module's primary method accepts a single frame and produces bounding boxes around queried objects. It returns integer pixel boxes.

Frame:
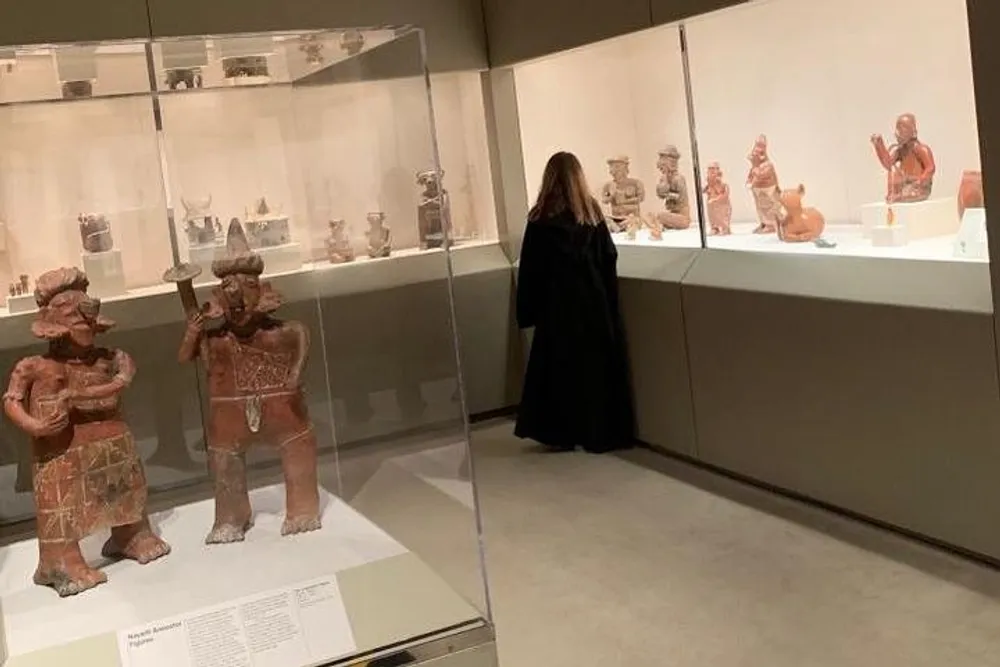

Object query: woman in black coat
[515,151,635,453]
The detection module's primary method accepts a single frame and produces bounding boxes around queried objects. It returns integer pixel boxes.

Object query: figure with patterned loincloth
[3,267,170,597]
[178,220,320,544]
[746,135,784,235]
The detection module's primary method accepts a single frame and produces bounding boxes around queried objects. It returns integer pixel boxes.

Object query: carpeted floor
[469,419,1000,666]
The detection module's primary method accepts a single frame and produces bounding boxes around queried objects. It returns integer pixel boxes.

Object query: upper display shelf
[511,0,985,264]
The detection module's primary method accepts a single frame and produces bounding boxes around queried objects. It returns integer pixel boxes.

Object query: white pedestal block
[7,293,36,314]
[860,198,958,240]
[81,249,126,298]
[258,242,303,275]
[188,243,224,282]
[954,207,989,260]
[871,224,909,247]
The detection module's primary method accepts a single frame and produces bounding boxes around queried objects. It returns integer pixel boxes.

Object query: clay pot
[958,170,984,219]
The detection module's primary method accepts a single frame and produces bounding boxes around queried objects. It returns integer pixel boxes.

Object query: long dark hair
[528,152,603,225]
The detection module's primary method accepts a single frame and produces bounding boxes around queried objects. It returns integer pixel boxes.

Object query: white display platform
[257,242,303,275]
[82,249,127,299]
[612,226,702,249]
[860,198,958,240]
[954,208,989,260]
[871,224,909,247]
[6,294,35,314]
[0,485,406,663]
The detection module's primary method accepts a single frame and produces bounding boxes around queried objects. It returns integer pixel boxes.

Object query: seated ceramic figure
[366,212,392,259]
[870,114,935,204]
[653,145,691,230]
[601,156,645,226]
[778,185,825,243]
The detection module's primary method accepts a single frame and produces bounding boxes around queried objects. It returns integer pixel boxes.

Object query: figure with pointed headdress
[3,267,170,596]
[746,135,783,234]
[175,220,320,544]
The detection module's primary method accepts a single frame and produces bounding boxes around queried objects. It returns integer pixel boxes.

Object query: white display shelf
[0,484,480,667]
[612,227,703,249]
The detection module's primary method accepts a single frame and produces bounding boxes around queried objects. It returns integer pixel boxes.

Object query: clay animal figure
[174,221,320,544]
[654,145,691,230]
[871,113,936,203]
[703,162,732,236]
[958,170,984,218]
[3,268,170,596]
[778,185,825,243]
[601,156,645,225]
[746,135,782,234]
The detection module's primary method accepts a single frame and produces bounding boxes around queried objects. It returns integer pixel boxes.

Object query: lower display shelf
[0,485,482,667]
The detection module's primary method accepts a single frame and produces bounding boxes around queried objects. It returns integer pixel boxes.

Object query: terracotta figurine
[653,146,691,230]
[601,156,645,230]
[366,212,392,258]
[746,135,783,234]
[3,268,169,596]
[341,30,366,56]
[703,162,732,236]
[326,219,355,264]
[78,214,114,253]
[871,113,935,203]
[417,169,450,249]
[175,221,320,544]
[777,185,825,243]
[299,35,325,66]
[958,170,984,218]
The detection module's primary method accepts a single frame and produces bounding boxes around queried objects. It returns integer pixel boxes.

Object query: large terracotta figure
[871,113,936,203]
[600,156,645,227]
[3,268,169,596]
[703,162,732,236]
[173,222,320,544]
[746,135,783,234]
[654,146,691,230]
[417,169,450,250]
[958,170,984,218]
[778,185,825,243]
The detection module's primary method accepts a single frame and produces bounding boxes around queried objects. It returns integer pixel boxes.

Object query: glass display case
[511,0,985,263]
[0,28,493,667]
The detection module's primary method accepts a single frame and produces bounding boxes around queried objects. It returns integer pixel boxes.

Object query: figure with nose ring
[172,219,320,544]
[3,267,170,596]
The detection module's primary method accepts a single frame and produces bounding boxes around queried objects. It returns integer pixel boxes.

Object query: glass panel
[686,0,984,261]
[513,26,703,247]
[0,28,491,667]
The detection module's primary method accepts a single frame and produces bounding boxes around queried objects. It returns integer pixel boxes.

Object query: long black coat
[514,212,634,451]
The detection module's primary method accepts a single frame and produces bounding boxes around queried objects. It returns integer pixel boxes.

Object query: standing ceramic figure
[4,267,170,596]
[326,219,355,264]
[366,212,392,258]
[703,162,732,235]
[746,135,783,234]
[870,113,935,203]
[654,146,691,230]
[417,169,450,249]
[600,156,645,230]
[175,221,320,544]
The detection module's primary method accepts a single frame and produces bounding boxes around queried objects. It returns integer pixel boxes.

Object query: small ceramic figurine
[299,35,325,65]
[366,212,392,258]
[326,219,355,264]
[653,146,691,230]
[19,274,29,294]
[871,114,936,203]
[778,185,825,243]
[601,156,645,231]
[417,169,450,249]
[3,268,170,596]
[244,198,291,248]
[746,135,783,234]
[78,214,114,253]
[341,30,366,56]
[703,162,732,236]
[173,221,320,544]
[958,170,984,218]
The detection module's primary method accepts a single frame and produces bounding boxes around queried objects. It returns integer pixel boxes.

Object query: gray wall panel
[0,0,149,45]
[682,284,1000,559]
[483,0,651,67]
[650,0,749,26]
[146,0,488,72]
[620,277,697,456]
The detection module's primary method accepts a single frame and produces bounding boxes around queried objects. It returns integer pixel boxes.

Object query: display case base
[871,224,909,247]
[258,242,303,275]
[82,249,126,298]
[6,294,35,314]
[954,208,988,260]
[0,484,480,667]
[860,198,957,240]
